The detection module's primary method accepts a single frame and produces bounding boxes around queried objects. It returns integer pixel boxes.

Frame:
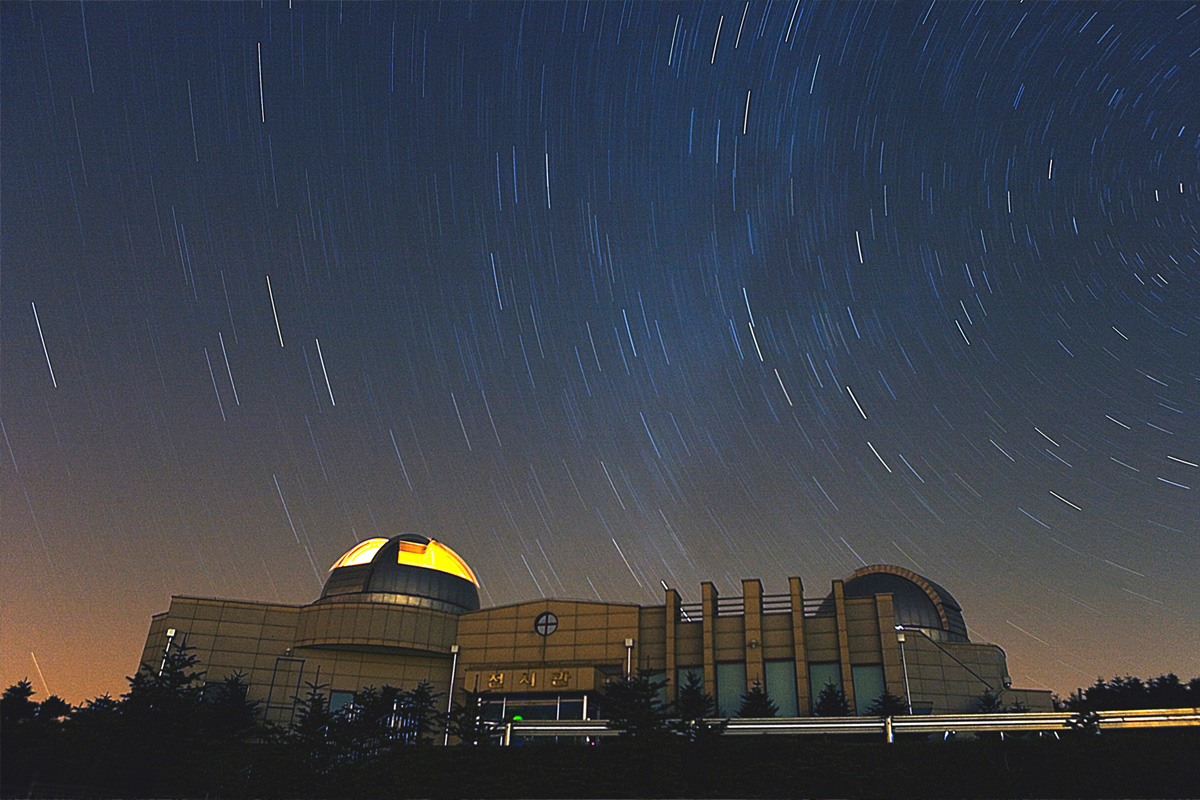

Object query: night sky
[3,2,1198,707]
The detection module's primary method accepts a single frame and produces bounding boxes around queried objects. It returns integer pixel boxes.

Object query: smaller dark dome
[319,534,481,613]
[829,565,968,642]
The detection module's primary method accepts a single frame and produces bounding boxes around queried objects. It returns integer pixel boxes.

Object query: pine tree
[601,672,669,738]
[737,681,779,718]
[448,688,492,745]
[203,672,261,739]
[813,682,849,716]
[976,688,1004,713]
[292,681,333,744]
[866,689,908,716]
[395,681,441,745]
[1,680,39,730]
[672,671,727,741]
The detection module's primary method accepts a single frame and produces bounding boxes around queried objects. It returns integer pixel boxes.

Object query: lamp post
[159,628,177,676]
[443,644,459,746]
[623,638,634,677]
[895,627,913,714]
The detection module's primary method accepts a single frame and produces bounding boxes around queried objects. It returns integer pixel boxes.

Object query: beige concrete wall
[802,615,841,662]
[139,597,303,724]
[289,647,453,696]
[637,606,667,673]
[759,613,794,660]
[844,597,884,662]
[140,596,456,726]
[673,620,704,669]
[1005,687,1054,711]
[901,632,1014,713]
[455,600,639,682]
[294,600,457,653]
[139,575,1050,728]
[712,615,746,664]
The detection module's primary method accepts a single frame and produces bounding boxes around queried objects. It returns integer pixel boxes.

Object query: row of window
[680,660,885,716]
[325,661,887,720]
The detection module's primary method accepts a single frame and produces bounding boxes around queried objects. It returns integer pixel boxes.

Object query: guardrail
[499,707,1200,744]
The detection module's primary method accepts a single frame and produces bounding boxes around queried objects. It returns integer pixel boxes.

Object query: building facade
[140,534,1051,729]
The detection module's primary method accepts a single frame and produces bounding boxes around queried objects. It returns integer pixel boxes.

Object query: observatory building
[140,534,1051,727]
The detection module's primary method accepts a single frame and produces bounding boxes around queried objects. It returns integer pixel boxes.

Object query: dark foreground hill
[5,732,1198,799]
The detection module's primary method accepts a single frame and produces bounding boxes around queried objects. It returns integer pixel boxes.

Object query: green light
[512,715,523,721]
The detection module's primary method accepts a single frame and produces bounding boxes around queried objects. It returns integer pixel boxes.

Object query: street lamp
[443,644,460,746]
[895,626,913,714]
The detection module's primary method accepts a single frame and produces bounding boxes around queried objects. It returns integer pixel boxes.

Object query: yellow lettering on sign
[487,672,505,689]
[551,670,571,687]
[518,671,536,687]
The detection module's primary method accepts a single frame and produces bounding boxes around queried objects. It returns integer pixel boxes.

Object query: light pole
[895,627,913,714]
[623,638,634,677]
[443,644,459,746]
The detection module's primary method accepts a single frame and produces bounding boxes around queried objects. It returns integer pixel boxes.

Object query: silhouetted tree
[867,689,908,716]
[203,672,261,739]
[737,681,779,718]
[1067,708,1101,736]
[333,685,393,759]
[1147,673,1191,707]
[121,644,206,736]
[36,694,71,721]
[1062,673,1199,712]
[448,687,493,745]
[673,671,727,741]
[813,682,849,716]
[977,688,1004,713]
[1,680,68,792]
[114,645,211,793]
[601,671,669,738]
[395,680,441,745]
[1,679,39,730]
[291,679,335,772]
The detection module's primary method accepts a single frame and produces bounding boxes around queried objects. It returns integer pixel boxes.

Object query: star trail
[2,2,1197,705]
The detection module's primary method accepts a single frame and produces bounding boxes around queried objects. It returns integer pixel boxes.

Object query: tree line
[4,651,1197,798]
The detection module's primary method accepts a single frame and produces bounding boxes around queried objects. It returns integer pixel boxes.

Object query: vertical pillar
[701,582,717,695]
[789,577,811,714]
[664,587,680,701]
[874,594,906,702]
[742,579,763,691]
[832,579,856,713]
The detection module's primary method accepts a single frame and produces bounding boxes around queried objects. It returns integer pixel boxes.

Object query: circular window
[534,611,558,636]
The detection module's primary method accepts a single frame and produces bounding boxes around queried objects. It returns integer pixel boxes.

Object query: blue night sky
[2,1,1197,704]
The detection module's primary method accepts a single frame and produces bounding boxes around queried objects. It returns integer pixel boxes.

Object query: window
[329,690,354,714]
[676,666,703,695]
[851,665,885,715]
[808,662,842,710]
[715,662,746,717]
[764,660,798,716]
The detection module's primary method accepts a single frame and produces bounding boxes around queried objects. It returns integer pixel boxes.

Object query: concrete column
[664,587,680,700]
[742,579,764,691]
[701,582,717,695]
[789,576,811,714]
[874,594,906,701]
[832,579,857,712]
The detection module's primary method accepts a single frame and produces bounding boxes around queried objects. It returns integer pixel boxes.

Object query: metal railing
[762,593,793,614]
[677,595,835,621]
[716,597,744,616]
[803,597,834,617]
[499,707,1200,744]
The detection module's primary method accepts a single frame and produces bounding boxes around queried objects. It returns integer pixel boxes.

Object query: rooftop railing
[674,595,835,622]
[498,707,1200,744]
